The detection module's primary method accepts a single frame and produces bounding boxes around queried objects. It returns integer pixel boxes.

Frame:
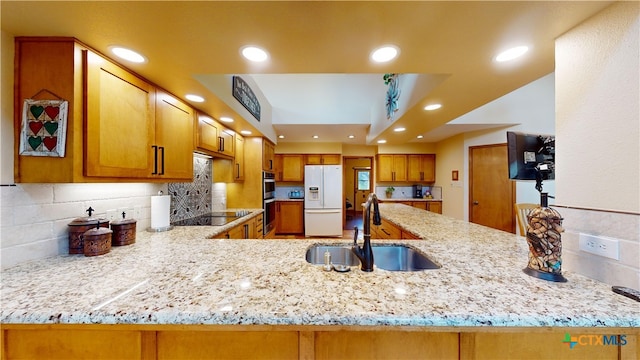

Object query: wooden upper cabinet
[155,90,194,179]
[84,50,157,178]
[218,128,234,158]
[14,38,85,183]
[263,140,275,172]
[273,154,283,181]
[85,53,194,180]
[281,154,304,182]
[305,154,341,165]
[407,154,435,183]
[196,114,234,158]
[14,38,194,182]
[377,154,407,182]
[234,134,245,181]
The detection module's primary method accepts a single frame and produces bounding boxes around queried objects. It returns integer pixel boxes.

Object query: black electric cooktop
[171,211,247,226]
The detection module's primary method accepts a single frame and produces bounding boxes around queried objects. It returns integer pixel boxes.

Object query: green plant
[385,186,395,193]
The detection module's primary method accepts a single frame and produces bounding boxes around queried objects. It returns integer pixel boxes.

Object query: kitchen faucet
[352,193,381,272]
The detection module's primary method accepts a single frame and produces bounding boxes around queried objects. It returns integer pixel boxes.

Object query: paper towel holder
[147,192,174,233]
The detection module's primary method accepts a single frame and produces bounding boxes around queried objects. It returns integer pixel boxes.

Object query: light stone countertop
[1,204,638,328]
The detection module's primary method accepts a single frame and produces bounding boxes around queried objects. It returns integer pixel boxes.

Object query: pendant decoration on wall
[19,95,68,157]
[384,73,400,121]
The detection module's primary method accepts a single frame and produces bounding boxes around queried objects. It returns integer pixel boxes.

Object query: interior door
[354,169,372,212]
[469,144,515,233]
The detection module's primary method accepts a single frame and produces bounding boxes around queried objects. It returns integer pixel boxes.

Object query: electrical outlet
[579,233,620,260]
[134,206,142,219]
[106,209,118,221]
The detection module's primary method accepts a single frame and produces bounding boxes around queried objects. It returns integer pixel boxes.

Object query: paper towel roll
[150,195,171,231]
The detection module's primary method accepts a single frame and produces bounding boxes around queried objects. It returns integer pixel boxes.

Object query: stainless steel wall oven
[263,172,276,235]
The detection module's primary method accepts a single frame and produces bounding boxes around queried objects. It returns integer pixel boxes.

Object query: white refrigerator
[304,165,343,237]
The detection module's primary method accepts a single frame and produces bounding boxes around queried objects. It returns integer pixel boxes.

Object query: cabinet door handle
[159,146,165,175]
[151,145,158,175]
[218,137,224,152]
[269,159,273,170]
[244,224,249,239]
[381,229,391,236]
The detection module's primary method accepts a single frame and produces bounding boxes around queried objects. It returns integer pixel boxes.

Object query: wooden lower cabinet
[212,215,263,239]
[276,201,304,234]
[157,331,299,359]
[427,201,442,214]
[3,326,635,359]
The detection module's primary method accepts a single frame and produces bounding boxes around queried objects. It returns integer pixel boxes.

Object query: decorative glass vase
[523,193,567,282]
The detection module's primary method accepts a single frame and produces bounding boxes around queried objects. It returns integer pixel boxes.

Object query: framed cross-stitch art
[19,98,68,157]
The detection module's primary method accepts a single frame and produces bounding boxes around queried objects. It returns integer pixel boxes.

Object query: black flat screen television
[507,131,555,181]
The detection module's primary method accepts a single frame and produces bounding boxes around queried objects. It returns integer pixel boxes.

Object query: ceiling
[1,1,612,145]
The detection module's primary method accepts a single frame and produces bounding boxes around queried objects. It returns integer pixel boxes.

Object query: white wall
[555,2,639,289]
[1,183,165,269]
[436,73,557,222]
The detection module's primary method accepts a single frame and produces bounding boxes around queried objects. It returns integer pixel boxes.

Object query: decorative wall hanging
[384,73,400,121]
[232,76,261,121]
[19,95,68,157]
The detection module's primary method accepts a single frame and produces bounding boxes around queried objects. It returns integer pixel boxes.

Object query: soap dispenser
[323,250,332,271]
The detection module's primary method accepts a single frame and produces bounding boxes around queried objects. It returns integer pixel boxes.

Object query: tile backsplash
[168,156,212,222]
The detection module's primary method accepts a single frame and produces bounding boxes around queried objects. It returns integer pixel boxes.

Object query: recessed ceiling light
[185,94,204,103]
[495,45,529,62]
[219,117,234,123]
[370,45,400,63]
[110,46,146,63]
[424,104,442,111]
[241,46,269,62]
[377,139,387,144]
[240,130,252,135]
[348,135,355,139]
[278,135,285,139]
[312,135,319,139]
[417,135,424,139]
[394,127,406,132]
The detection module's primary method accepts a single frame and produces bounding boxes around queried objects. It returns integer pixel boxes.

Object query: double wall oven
[263,171,276,235]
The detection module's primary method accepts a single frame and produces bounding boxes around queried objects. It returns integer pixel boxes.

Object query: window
[357,170,370,191]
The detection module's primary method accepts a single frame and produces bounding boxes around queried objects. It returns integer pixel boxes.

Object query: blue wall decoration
[384,73,400,121]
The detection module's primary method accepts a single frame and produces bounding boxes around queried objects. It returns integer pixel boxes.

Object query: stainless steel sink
[305,244,440,271]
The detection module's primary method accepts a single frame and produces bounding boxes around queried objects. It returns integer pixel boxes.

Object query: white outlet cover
[578,233,620,260]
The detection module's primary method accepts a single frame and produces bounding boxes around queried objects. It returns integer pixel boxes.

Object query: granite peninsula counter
[2,204,638,359]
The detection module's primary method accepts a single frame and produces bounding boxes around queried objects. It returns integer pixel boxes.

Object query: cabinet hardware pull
[151,145,158,175]
[218,137,224,152]
[244,224,249,239]
[159,146,165,175]
[236,163,240,178]
[382,229,391,236]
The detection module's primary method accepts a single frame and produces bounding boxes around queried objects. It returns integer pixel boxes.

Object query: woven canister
[110,212,137,246]
[67,207,109,254]
[83,223,112,257]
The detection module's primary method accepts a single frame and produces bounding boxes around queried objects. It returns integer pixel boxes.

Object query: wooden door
[469,144,515,233]
[155,90,194,180]
[85,50,156,178]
